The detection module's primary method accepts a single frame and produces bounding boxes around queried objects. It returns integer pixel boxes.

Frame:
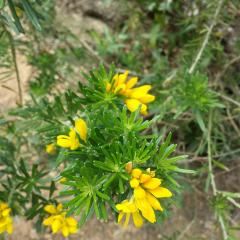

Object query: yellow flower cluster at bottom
[0,203,13,234]
[116,168,172,228]
[43,204,78,237]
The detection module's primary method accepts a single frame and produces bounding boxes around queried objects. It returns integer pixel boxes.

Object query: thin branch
[227,197,240,209]
[217,92,240,108]
[207,110,217,195]
[188,0,224,74]
[208,110,229,240]
[2,24,23,106]
[218,215,228,240]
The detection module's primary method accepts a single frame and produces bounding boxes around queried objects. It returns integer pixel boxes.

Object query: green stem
[3,24,23,106]
[207,110,228,240]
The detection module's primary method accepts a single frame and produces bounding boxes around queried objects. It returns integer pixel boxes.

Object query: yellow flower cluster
[116,168,172,228]
[43,203,78,237]
[57,118,87,150]
[0,203,13,234]
[107,71,155,115]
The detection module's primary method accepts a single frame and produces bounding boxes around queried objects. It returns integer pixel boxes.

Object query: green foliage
[1,0,42,33]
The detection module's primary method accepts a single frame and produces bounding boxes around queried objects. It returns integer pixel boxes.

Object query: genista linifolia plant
[0,65,193,237]
[1,0,240,239]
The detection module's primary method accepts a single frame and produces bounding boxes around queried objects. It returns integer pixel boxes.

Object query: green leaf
[21,0,41,31]
[96,190,110,201]
[172,167,196,174]
[0,0,5,9]
[195,110,206,132]
[7,0,25,33]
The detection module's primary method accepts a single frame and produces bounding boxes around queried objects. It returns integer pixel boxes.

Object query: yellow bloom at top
[57,118,87,150]
[46,143,56,154]
[107,70,155,115]
[43,203,78,237]
[0,202,13,235]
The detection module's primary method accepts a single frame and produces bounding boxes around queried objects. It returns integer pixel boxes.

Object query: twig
[207,110,217,195]
[3,24,23,106]
[215,55,240,83]
[226,108,240,136]
[177,218,195,240]
[188,0,224,74]
[208,110,229,240]
[217,92,240,108]
[218,216,228,240]
[227,197,240,209]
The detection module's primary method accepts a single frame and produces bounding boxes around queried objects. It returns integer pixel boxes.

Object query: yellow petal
[132,212,143,228]
[118,71,129,85]
[138,94,155,104]
[146,168,155,177]
[139,173,151,183]
[125,99,141,113]
[126,77,138,89]
[44,205,57,214]
[57,203,63,212]
[0,227,5,234]
[46,143,56,154]
[106,82,111,92]
[66,217,77,227]
[59,177,67,184]
[116,200,129,211]
[57,136,71,148]
[131,169,142,178]
[75,118,87,142]
[52,219,62,233]
[0,203,8,210]
[149,187,172,198]
[6,223,13,234]
[146,192,163,211]
[123,213,131,227]
[69,129,80,150]
[140,103,148,115]
[2,208,11,217]
[134,187,146,199]
[135,198,156,223]
[114,83,126,94]
[118,211,124,223]
[142,178,161,189]
[130,178,139,188]
[129,85,152,99]
[62,226,69,237]
[43,216,54,226]
[69,226,78,234]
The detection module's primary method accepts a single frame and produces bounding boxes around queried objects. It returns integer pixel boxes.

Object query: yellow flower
[57,118,87,150]
[75,118,87,142]
[46,143,56,154]
[57,128,80,150]
[116,200,143,228]
[130,168,172,223]
[107,70,155,115]
[59,177,67,184]
[0,203,13,235]
[43,204,78,237]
